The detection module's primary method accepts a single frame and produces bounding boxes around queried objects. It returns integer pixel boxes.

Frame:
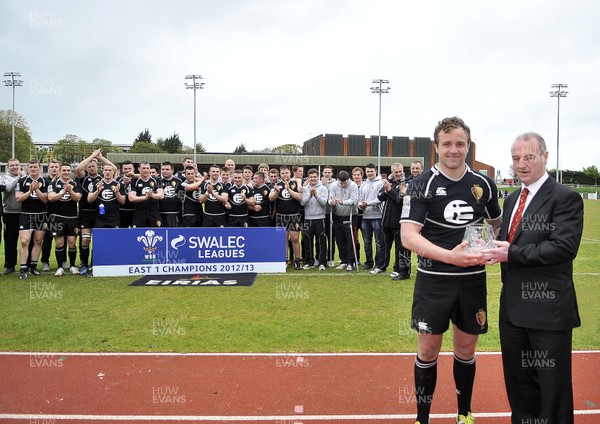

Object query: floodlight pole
[3,72,23,158]
[185,75,205,164]
[371,79,390,175]
[550,83,567,184]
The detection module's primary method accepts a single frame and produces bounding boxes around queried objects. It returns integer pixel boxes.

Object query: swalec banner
[92,227,287,277]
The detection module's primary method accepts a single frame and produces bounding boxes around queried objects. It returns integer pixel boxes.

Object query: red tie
[508,188,529,243]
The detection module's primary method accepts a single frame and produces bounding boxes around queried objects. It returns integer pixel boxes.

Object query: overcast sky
[2,0,599,178]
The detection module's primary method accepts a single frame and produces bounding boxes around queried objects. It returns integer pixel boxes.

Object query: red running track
[0,352,598,423]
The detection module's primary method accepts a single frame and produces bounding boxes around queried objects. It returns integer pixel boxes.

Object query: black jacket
[378,178,405,229]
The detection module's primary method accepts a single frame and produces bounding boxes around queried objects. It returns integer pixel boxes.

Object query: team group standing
[0,149,423,281]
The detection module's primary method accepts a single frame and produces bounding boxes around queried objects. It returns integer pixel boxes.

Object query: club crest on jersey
[471,184,483,203]
[476,308,486,329]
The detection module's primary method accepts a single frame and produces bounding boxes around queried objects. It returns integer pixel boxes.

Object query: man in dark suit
[483,132,584,424]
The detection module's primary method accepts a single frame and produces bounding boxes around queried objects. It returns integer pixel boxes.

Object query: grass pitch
[0,200,598,353]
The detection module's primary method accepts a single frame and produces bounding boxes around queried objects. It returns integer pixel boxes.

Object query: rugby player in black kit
[128,161,164,227]
[401,117,501,424]
[269,165,302,270]
[76,149,117,275]
[247,171,271,227]
[15,159,48,279]
[88,163,126,228]
[47,163,83,276]
[158,161,183,227]
[199,165,228,227]
[180,166,204,227]
[225,169,250,227]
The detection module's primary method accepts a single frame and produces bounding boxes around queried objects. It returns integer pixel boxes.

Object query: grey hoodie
[328,180,358,217]
[300,180,328,220]
[358,175,383,219]
[1,173,22,214]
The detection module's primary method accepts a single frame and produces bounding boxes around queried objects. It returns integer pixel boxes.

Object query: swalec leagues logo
[171,234,186,250]
[137,230,163,260]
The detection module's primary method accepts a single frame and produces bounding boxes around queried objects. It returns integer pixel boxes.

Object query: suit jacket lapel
[511,178,554,243]
[501,191,519,240]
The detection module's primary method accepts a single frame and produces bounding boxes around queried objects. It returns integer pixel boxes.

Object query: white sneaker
[346,264,354,272]
[42,263,50,272]
[336,263,347,270]
[390,271,399,278]
[318,264,326,271]
[302,264,314,270]
[54,268,64,277]
[370,267,383,275]
[70,266,80,275]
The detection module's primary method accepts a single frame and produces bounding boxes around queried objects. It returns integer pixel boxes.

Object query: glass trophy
[463,223,496,254]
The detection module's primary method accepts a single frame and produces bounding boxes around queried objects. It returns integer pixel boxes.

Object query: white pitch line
[1,350,599,357]
[0,411,599,421]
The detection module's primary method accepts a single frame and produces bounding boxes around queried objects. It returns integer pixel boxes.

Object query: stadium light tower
[3,72,24,158]
[185,75,205,164]
[550,83,567,184]
[371,79,390,175]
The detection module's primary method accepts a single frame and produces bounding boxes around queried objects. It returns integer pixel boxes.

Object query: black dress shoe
[4,267,15,275]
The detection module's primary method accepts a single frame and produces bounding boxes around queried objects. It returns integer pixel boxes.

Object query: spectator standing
[328,170,359,271]
[358,163,384,273]
[1,158,22,274]
[300,168,328,270]
[378,163,410,280]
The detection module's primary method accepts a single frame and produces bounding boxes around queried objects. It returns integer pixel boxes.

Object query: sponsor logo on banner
[129,273,256,287]
[93,227,287,276]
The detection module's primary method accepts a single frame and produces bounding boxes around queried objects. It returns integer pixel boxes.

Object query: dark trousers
[3,213,19,269]
[302,218,326,266]
[324,211,335,262]
[382,226,410,275]
[499,318,574,424]
[332,215,354,266]
[41,230,53,263]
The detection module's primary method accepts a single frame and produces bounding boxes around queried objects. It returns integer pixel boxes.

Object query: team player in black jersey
[76,150,118,275]
[269,165,303,270]
[118,161,136,228]
[225,169,250,227]
[401,117,502,424]
[199,165,228,227]
[180,166,204,227]
[158,162,183,227]
[128,161,164,227]
[40,160,60,272]
[15,159,48,279]
[88,163,126,228]
[47,163,83,276]
[247,171,271,227]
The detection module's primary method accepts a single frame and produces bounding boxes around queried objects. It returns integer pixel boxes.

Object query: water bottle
[99,203,105,215]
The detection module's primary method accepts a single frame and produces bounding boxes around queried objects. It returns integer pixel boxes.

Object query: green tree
[252,143,302,154]
[582,165,600,185]
[0,109,35,162]
[134,128,152,144]
[182,142,207,154]
[158,132,183,154]
[128,142,165,154]
[90,138,122,154]
[51,134,93,163]
[233,142,247,154]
